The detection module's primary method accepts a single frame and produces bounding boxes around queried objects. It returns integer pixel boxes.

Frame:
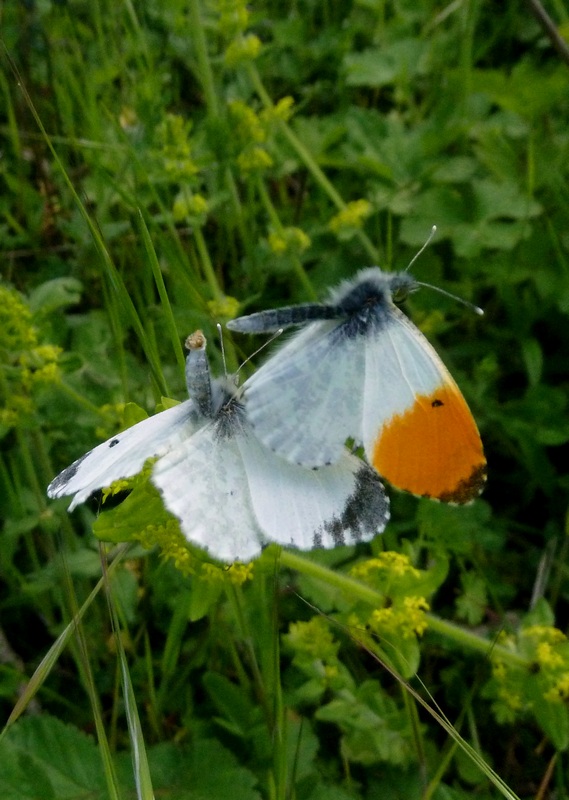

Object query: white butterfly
[227,268,486,504]
[48,331,389,562]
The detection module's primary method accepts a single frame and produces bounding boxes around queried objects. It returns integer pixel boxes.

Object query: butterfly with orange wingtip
[227,268,486,504]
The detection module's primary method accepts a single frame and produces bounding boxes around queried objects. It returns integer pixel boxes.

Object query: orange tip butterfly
[47,331,389,561]
[227,269,486,504]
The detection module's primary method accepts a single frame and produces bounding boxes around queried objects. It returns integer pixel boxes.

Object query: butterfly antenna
[416,281,484,316]
[405,225,437,273]
[405,226,484,316]
[216,323,229,379]
[234,328,284,383]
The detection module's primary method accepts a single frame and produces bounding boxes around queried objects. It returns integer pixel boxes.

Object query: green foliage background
[1,0,569,797]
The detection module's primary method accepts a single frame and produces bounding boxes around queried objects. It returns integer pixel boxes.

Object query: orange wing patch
[371,383,486,503]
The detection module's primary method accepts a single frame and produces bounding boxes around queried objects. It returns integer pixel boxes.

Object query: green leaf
[343,40,427,87]
[28,277,83,314]
[316,681,417,766]
[455,572,488,625]
[93,480,170,543]
[0,715,107,799]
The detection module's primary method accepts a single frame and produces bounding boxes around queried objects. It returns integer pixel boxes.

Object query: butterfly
[227,268,486,504]
[47,331,389,562]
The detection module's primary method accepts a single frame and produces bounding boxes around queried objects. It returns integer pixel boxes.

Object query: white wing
[361,307,453,453]
[47,400,199,511]
[151,423,267,562]
[237,429,389,550]
[242,321,365,467]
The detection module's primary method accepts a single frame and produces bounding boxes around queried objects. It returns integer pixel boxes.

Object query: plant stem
[278,550,530,670]
[247,64,380,263]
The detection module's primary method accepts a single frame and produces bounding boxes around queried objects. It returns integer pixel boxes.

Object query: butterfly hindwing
[151,421,267,562]
[237,430,389,550]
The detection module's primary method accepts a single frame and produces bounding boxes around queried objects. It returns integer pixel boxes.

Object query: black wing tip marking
[437,462,487,505]
[312,465,390,549]
[46,450,91,496]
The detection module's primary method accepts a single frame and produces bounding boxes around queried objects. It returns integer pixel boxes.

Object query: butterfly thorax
[212,380,247,440]
[329,268,418,337]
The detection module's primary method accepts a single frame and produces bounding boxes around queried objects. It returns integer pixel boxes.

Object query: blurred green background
[1,1,569,798]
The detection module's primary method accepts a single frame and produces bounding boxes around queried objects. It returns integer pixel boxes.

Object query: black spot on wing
[431,399,444,408]
[109,438,120,447]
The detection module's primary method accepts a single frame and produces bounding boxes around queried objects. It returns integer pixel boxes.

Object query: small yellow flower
[225,34,262,67]
[261,96,295,124]
[217,0,250,37]
[227,562,254,585]
[228,100,266,144]
[201,562,227,583]
[536,641,564,668]
[370,595,429,639]
[101,479,132,503]
[156,114,199,180]
[207,295,241,320]
[497,687,524,711]
[173,191,209,223]
[328,199,372,237]
[135,519,199,577]
[544,672,569,703]
[403,595,430,636]
[237,145,273,173]
[267,227,311,256]
[0,286,37,350]
[287,617,339,662]
[523,626,566,643]
[351,552,420,581]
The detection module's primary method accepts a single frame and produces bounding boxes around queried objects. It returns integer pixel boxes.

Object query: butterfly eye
[392,285,409,304]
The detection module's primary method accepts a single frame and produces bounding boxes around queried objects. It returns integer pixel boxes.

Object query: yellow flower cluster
[237,146,273,173]
[264,96,295,124]
[228,100,267,144]
[136,519,198,576]
[207,295,241,320]
[490,622,569,710]
[217,0,250,37]
[328,199,372,237]
[156,114,198,181]
[173,191,209,224]
[227,98,295,175]
[497,687,523,711]
[224,33,262,67]
[134,521,254,584]
[523,625,566,644]
[370,596,430,639]
[287,616,339,662]
[268,227,311,256]
[0,286,61,430]
[351,551,421,582]
[0,286,37,350]
[544,673,569,703]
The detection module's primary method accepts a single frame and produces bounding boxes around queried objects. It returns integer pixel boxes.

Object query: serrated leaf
[0,715,107,799]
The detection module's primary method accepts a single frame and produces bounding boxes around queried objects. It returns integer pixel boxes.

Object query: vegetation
[1,0,569,797]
